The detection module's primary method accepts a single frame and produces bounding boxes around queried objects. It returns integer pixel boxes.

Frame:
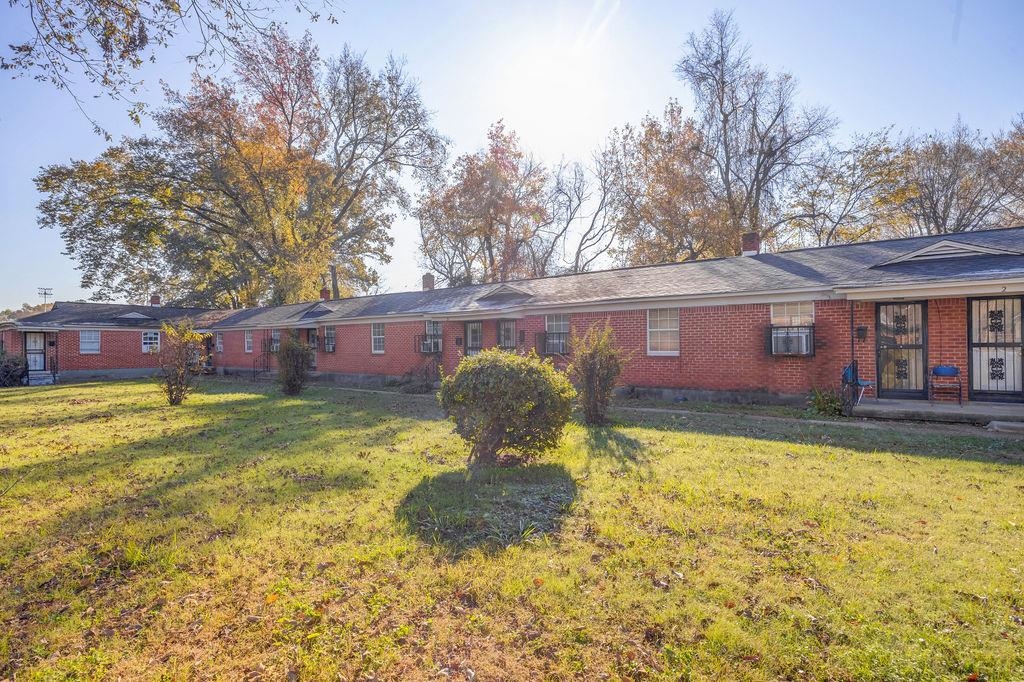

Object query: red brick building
[4,228,1023,405]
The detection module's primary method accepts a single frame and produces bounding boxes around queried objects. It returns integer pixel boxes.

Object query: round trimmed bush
[438,349,576,466]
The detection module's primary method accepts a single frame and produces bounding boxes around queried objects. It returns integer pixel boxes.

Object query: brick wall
[22,296,978,402]
[850,298,969,402]
[0,329,24,354]
[56,329,163,371]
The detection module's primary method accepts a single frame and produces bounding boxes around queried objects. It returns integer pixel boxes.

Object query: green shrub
[567,323,628,425]
[808,387,842,417]
[276,334,314,395]
[156,321,207,406]
[0,351,28,387]
[438,349,576,466]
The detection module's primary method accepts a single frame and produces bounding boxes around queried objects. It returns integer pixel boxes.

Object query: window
[647,308,680,356]
[371,323,385,353]
[464,322,483,355]
[770,302,814,326]
[244,330,253,353]
[324,326,336,353]
[544,314,570,354]
[79,330,100,354]
[142,331,160,353]
[215,332,223,353]
[421,321,442,353]
[270,329,281,352]
[498,320,517,349]
[769,302,815,356]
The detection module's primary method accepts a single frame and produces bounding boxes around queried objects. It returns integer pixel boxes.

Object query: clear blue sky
[1,0,1022,309]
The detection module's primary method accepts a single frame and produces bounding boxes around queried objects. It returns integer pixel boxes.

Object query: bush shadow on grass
[583,425,643,464]
[395,463,577,556]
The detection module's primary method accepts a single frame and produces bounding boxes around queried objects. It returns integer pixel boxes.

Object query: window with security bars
[420,321,442,353]
[498,320,517,349]
[647,308,679,356]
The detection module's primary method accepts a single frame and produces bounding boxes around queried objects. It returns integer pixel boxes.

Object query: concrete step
[27,371,55,386]
[852,399,1024,425]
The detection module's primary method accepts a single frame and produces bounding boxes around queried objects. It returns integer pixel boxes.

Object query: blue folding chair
[929,365,962,405]
[842,361,875,406]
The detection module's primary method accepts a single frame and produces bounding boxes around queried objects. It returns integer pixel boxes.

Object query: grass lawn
[1,380,1022,680]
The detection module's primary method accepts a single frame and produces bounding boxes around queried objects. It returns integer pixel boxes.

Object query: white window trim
[244,330,253,353]
[141,331,161,354]
[371,323,385,354]
[647,308,680,357]
[545,314,570,334]
[324,326,336,352]
[79,330,101,355]
[215,332,224,353]
[270,329,281,352]
[770,301,815,327]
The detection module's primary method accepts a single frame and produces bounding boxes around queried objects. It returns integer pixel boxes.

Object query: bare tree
[789,130,907,246]
[996,114,1024,225]
[676,10,835,249]
[896,118,1008,235]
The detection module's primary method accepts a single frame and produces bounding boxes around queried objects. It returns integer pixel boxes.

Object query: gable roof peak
[876,238,1023,266]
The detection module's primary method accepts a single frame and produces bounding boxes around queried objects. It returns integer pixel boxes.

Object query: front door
[969,297,1023,402]
[25,332,45,371]
[876,302,927,398]
[464,322,483,356]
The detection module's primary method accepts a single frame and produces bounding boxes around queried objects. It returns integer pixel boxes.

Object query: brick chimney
[320,286,331,301]
[422,273,435,291]
[150,294,161,307]
[741,232,761,256]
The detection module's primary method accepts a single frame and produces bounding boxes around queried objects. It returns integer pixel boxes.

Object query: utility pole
[37,287,53,306]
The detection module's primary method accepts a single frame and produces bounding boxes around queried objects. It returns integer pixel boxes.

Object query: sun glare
[488,0,622,160]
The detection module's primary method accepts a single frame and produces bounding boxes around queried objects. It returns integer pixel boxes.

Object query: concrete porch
[852,398,1024,425]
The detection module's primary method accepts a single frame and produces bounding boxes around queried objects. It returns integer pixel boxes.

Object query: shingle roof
[215,226,1024,327]
[5,302,228,329]
[8,227,1024,330]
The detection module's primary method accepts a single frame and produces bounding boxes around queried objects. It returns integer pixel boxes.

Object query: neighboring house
[3,228,1023,403]
[0,296,227,385]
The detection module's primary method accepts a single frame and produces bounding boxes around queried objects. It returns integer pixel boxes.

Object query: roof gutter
[834,276,1024,300]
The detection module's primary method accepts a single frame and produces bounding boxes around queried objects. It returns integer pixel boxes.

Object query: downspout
[849,299,855,369]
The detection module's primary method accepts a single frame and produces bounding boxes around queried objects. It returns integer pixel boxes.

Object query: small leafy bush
[438,349,576,466]
[0,351,28,387]
[567,323,629,424]
[276,334,314,395]
[808,387,842,417]
[156,321,207,406]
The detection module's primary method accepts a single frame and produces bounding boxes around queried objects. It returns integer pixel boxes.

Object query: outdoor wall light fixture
[856,326,868,341]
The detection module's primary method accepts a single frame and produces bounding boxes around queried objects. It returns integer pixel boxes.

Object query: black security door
[876,302,927,398]
[969,297,1023,402]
